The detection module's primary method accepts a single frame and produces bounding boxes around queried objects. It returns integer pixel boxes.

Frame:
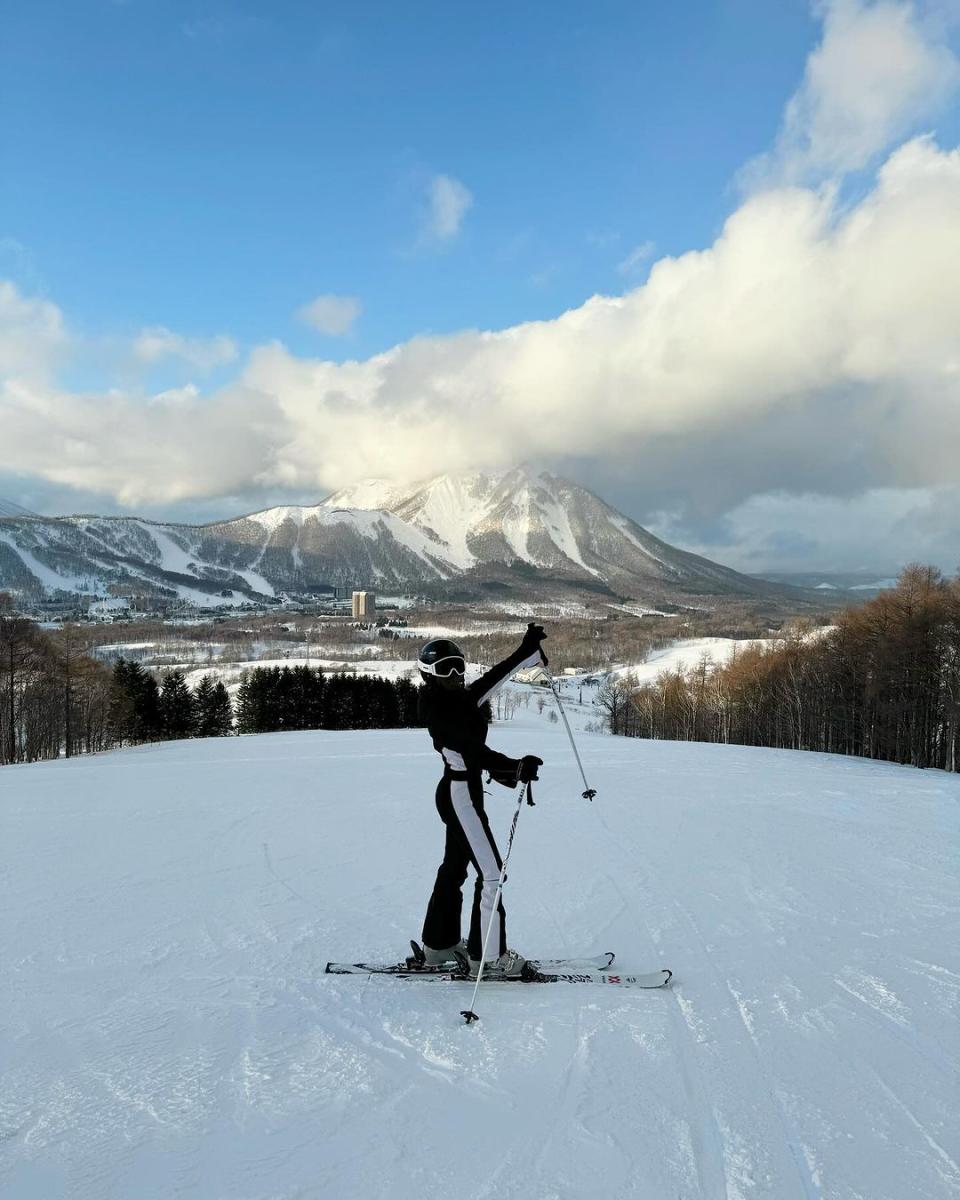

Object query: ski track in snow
[2,726,959,1200]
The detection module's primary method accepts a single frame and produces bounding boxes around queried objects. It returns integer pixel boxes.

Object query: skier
[417,623,547,979]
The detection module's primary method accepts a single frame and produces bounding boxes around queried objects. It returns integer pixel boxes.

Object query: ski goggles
[419,655,466,678]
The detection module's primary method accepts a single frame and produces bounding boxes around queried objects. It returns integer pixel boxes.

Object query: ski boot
[408,939,467,968]
[465,949,528,980]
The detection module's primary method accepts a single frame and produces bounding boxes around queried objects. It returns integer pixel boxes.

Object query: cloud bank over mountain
[1,1,958,574]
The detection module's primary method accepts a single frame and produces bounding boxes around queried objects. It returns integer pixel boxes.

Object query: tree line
[1,590,422,765]
[236,665,419,733]
[108,660,233,745]
[1,597,115,764]
[601,566,960,772]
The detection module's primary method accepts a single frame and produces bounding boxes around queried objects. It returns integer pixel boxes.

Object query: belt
[443,767,471,781]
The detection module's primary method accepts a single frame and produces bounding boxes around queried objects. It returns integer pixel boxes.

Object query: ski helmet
[418,638,466,678]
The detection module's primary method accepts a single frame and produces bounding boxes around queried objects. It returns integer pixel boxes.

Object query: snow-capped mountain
[323,466,785,598]
[0,467,796,607]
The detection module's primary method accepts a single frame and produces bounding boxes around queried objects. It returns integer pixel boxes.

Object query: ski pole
[461,779,532,1025]
[544,668,597,800]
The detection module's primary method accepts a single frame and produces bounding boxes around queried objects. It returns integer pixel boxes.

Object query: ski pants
[421,772,507,961]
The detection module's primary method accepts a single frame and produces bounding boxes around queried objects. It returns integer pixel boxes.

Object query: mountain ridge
[0,468,812,609]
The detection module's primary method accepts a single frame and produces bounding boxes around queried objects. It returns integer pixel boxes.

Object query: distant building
[352,590,376,619]
[89,598,132,622]
[514,666,549,686]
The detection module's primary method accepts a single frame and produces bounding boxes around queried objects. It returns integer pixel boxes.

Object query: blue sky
[2,0,960,575]
[3,1,815,362]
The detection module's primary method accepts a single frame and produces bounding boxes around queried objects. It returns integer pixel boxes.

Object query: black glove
[520,623,548,663]
[487,765,519,789]
[517,755,543,783]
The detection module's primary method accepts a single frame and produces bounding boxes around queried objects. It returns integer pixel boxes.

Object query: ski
[325,949,617,977]
[466,966,672,989]
[324,963,672,989]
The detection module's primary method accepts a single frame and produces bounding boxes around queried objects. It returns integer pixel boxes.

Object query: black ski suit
[420,639,546,961]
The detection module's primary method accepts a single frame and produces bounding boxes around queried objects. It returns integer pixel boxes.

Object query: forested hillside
[606,567,960,771]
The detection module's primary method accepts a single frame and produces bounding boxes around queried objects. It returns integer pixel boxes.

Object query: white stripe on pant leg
[449,779,501,960]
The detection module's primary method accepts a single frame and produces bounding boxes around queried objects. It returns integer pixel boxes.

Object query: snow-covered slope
[0,515,277,607]
[202,502,459,591]
[2,726,957,1200]
[0,505,458,605]
[610,635,774,684]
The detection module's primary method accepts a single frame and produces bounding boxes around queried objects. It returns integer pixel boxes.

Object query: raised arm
[468,624,548,708]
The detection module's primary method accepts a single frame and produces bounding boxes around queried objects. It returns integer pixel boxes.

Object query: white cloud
[0,282,68,379]
[132,326,238,371]
[3,135,960,550]
[0,374,280,506]
[423,174,473,243]
[617,241,655,276]
[211,137,952,538]
[744,0,960,186]
[296,294,361,336]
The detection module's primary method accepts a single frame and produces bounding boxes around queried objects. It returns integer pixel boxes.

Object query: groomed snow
[0,532,98,595]
[402,622,524,638]
[135,523,200,578]
[611,637,774,685]
[2,726,958,1200]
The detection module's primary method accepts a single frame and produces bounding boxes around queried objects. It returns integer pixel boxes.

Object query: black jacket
[419,642,544,778]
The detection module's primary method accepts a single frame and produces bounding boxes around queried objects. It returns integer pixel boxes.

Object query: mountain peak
[323,464,555,512]
[323,467,663,583]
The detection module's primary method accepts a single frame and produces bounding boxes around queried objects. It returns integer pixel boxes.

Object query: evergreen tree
[236,671,271,733]
[193,675,232,737]
[236,674,260,733]
[159,671,196,740]
[108,659,136,745]
[107,658,162,744]
[209,681,234,736]
[193,675,216,736]
[288,665,324,729]
[395,677,419,727]
[134,666,162,742]
[261,667,285,731]
[322,673,347,730]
